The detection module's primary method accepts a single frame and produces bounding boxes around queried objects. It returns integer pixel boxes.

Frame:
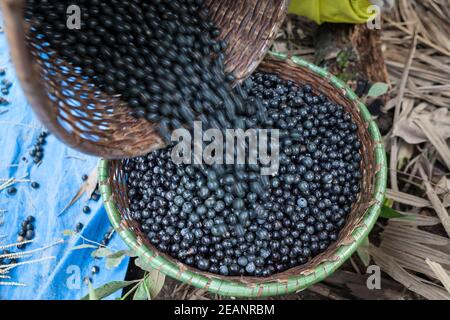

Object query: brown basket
[99,54,388,297]
[0,0,288,158]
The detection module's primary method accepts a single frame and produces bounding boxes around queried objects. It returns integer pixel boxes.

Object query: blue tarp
[0,13,129,300]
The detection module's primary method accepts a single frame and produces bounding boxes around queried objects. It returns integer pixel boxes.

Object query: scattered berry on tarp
[0,97,9,105]
[91,266,99,274]
[90,193,100,202]
[7,187,17,195]
[30,131,49,164]
[16,216,36,249]
[75,222,84,233]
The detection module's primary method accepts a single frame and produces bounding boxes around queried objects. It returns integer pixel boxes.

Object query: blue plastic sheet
[0,13,129,300]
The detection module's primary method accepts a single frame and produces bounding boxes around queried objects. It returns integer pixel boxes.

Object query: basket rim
[98,54,387,298]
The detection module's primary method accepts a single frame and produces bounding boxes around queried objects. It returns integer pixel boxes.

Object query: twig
[0,281,27,287]
[0,252,32,261]
[0,255,56,272]
[78,235,111,250]
[0,121,40,129]
[0,239,64,260]
[65,155,87,161]
[0,179,31,183]
[349,257,361,274]
[0,174,30,191]
[120,274,147,300]
[0,239,34,250]
[390,29,418,192]
[0,178,15,191]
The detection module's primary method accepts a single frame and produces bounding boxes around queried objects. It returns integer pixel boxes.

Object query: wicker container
[98,54,387,298]
[0,0,288,158]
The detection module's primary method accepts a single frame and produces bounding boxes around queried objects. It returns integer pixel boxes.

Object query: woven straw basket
[0,0,288,158]
[99,53,387,298]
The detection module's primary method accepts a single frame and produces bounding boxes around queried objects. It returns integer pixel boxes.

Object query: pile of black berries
[24,0,240,137]
[17,215,35,248]
[24,0,363,276]
[29,131,49,164]
[1,78,12,96]
[125,72,362,277]
[0,68,9,106]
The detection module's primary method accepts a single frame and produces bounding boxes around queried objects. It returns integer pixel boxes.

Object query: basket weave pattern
[99,55,387,297]
[0,0,288,158]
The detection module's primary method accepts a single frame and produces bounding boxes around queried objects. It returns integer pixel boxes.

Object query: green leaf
[133,278,151,300]
[367,82,389,98]
[356,236,371,267]
[81,280,137,300]
[336,50,351,69]
[384,198,394,208]
[88,281,98,300]
[71,244,98,251]
[133,259,166,300]
[108,250,135,258]
[106,255,126,269]
[105,250,131,269]
[147,269,165,298]
[380,205,404,219]
[134,257,154,272]
[133,270,166,300]
[91,248,135,269]
[91,247,113,258]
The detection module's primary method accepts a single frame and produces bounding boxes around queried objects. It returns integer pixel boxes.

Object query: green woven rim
[98,54,387,298]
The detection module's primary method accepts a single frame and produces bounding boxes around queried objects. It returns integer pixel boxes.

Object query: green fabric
[289,0,373,24]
